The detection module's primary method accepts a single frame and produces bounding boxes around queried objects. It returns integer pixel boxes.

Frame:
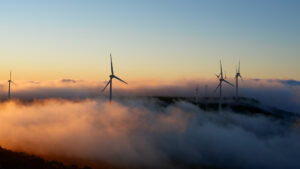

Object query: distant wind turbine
[102,54,128,103]
[195,85,199,103]
[8,71,16,99]
[214,61,234,111]
[235,61,243,98]
[204,84,208,98]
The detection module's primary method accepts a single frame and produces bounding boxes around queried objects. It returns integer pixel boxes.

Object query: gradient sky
[0,0,299,81]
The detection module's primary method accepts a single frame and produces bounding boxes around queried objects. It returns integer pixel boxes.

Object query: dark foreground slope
[0,146,91,169]
[0,146,221,169]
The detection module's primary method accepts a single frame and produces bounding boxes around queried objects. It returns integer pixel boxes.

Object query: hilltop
[152,96,299,120]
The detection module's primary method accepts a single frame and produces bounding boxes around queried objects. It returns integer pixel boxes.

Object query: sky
[0,0,299,81]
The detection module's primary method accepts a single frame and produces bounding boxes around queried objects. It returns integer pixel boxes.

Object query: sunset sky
[0,0,299,81]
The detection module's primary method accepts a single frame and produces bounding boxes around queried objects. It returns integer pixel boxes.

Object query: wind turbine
[195,85,199,103]
[102,54,128,103]
[204,84,208,98]
[214,61,234,111]
[235,61,242,98]
[8,71,16,99]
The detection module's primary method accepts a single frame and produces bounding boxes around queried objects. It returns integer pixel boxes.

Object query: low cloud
[279,79,300,86]
[0,99,299,169]
[0,78,299,112]
[60,78,77,83]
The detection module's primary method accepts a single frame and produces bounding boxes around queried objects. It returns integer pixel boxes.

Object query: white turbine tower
[102,54,128,103]
[8,71,16,99]
[215,61,234,111]
[235,61,243,98]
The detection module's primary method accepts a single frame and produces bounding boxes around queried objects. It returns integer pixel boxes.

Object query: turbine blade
[214,82,222,93]
[10,71,11,80]
[238,60,240,73]
[220,60,223,79]
[240,75,243,81]
[11,81,16,85]
[224,80,234,87]
[110,53,114,75]
[102,79,111,91]
[113,75,128,84]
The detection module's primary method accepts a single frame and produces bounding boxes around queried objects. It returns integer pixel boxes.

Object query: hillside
[0,146,91,169]
[147,96,300,120]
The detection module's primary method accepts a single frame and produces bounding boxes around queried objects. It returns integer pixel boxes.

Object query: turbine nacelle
[8,79,16,85]
[235,72,241,78]
[218,78,234,87]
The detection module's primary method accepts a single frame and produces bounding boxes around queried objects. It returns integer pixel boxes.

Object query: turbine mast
[204,84,208,98]
[195,86,199,103]
[236,74,239,98]
[8,71,11,99]
[110,77,112,103]
[219,61,222,112]
[235,60,242,99]
[219,81,222,111]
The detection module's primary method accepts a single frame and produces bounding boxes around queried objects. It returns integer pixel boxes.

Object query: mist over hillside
[0,78,299,169]
[0,98,299,169]
[0,78,299,113]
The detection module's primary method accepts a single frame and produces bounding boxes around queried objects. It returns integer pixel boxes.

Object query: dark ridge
[1,96,298,122]
[0,146,91,169]
[0,98,92,106]
[144,96,300,122]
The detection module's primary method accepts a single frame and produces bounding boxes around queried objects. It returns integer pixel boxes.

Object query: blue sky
[0,0,299,80]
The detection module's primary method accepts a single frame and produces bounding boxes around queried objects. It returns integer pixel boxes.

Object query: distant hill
[4,96,298,121]
[134,96,300,122]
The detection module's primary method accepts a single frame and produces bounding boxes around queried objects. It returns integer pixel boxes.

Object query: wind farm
[0,1,299,169]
